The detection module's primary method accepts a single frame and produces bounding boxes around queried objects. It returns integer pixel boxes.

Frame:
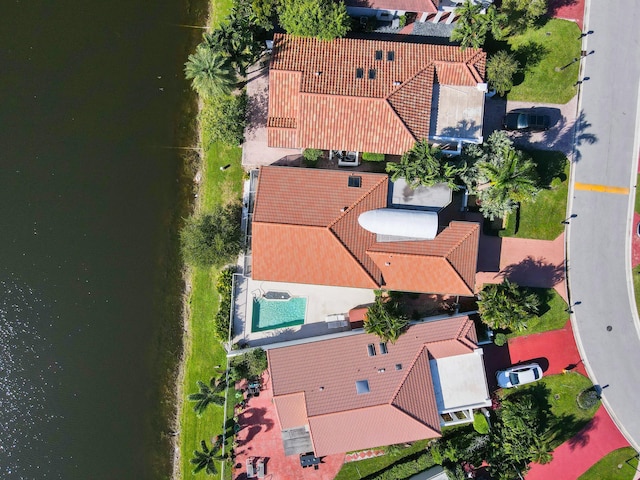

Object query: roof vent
[319,386,324,391]
[387,51,395,62]
[378,368,386,373]
[340,206,348,213]
[393,81,401,86]
[368,69,376,80]
[356,68,364,79]
[384,262,391,267]
[348,176,361,188]
[356,380,370,394]
[395,363,403,370]
[375,50,383,60]
[315,71,322,76]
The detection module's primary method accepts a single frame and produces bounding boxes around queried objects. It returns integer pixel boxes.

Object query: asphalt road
[567,0,640,451]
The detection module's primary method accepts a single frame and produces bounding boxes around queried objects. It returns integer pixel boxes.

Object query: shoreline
[170,6,211,480]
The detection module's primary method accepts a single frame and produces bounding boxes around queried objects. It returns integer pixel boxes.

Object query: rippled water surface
[0,0,201,477]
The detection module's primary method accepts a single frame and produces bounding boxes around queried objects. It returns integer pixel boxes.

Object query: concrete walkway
[476,233,567,302]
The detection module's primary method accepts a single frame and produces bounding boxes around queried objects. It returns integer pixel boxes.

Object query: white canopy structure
[358,208,438,240]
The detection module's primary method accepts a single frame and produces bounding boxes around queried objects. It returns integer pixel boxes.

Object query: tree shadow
[244,83,269,136]
[524,150,568,188]
[560,413,598,450]
[501,256,565,288]
[528,287,555,316]
[573,110,598,163]
[547,0,579,17]
[514,41,550,77]
[239,406,275,433]
[438,118,482,141]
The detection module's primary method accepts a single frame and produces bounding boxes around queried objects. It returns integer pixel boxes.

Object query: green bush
[493,332,507,346]
[577,387,600,410]
[303,148,322,166]
[473,411,490,434]
[230,348,268,382]
[214,267,236,340]
[362,152,386,162]
[180,206,242,268]
[368,449,435,480]
[200,92,248,147]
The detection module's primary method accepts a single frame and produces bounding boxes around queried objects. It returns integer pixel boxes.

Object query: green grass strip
[579,447,639,480]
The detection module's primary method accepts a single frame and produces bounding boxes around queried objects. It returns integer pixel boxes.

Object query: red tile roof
[268,316,478,456]
[267,34,486,155]
[251,166,480,295]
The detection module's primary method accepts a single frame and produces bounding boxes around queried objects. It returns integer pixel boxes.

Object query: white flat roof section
[429,84,484,142]
[430,349,491,412]
[390,180,453,209]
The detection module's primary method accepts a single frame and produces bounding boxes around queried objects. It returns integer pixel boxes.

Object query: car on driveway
[503,111,550,131]
[496,363,543,388]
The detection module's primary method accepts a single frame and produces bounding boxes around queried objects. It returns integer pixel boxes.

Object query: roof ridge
[386,64,435,141]
[327,174,388,229]
[444,221,480,257]
[389,345,429,404]
[465,62,483,84]
[326,229,381,288]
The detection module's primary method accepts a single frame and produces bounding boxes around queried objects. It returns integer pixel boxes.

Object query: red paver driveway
[549,0,585,30]
[526,406,629,480]
[233,373,344,480]
[476,232,567,302]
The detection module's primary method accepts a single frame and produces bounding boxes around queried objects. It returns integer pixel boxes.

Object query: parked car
[496,363,543,388]
[503,111,550,131]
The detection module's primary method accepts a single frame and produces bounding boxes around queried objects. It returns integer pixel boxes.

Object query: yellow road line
[574,182,630,195]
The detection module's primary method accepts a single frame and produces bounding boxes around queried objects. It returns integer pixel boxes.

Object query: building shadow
[482,342,513,391]
[477,233,503,273]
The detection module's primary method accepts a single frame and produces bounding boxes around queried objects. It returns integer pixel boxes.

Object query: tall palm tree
[450,0,487,50]
[190,439,223,475]
[184,45,236,98]
[478,279,540,332]
[386,140,461,190]
[188,375,227,416]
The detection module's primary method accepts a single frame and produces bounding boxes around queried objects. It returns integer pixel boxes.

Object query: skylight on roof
[356,380,370,394]
[368,69,376,80]
[380,342,388,354]
[348,176,361,188]
[356,68,364,79]
[375,50,383,60]
[387,51,395,62]
[367,343,376,356]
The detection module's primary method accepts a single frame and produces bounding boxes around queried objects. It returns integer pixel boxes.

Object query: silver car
[496,363,543,388]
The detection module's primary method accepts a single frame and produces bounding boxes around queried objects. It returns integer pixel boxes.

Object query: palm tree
[184,45,236,98]
[364,295,409,344]
[450,0,487,50]
[477,148,539,220]
[529,436,554,465]
[188,375,227,416]
[477,279,540,332]
[386,140,462,190]
[190,439,223,475]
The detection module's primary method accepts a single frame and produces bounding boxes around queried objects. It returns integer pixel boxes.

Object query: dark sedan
[503,111,551,131]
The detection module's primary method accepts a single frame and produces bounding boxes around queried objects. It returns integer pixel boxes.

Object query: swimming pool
[251,296,306,332]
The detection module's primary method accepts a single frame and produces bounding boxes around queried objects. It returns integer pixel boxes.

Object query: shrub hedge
[214,266,235,340]
[365,449,435,480]
[362,152,385,162]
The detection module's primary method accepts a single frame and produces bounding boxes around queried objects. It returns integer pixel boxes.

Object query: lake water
[0,0,205,477]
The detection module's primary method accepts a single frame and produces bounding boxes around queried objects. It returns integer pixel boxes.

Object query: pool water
[251,297,306,332]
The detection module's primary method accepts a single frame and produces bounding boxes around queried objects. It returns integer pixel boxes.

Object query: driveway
[483,96,578,156]
[476,230,567,302]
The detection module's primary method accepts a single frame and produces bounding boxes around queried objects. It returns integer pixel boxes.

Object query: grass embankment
[579,447,639,480]
[334,441,429,480]
[501,372,599,448]
[178,1,243,479]
[501,19,581,104]
[501,151,568,240]
[506,287,568,338]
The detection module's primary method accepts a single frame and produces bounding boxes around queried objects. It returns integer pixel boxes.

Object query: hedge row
[214,267,235,340]
[365,449,435,480]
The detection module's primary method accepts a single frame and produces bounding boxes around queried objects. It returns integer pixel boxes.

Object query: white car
[496,363,543,388]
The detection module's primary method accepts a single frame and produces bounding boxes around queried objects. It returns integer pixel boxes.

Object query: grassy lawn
[502,19,582,104]
[633,265,640,318]
[579,447,639,480]
[506,287,568,338]
[501,151,568,240]
[334,441,429,480]
[178,0,242,479]
[502,373,599,448]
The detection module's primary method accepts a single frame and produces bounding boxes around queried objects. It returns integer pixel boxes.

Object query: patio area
[232,372,345,480]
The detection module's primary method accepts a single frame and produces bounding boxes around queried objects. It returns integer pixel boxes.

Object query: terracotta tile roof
[267,34,486,155]
[345,0,439,13]
[268,316,478,456]
[251,167,480,295]
[273,392,308,430]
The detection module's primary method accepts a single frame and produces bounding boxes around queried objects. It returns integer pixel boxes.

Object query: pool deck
[232,275,375,348]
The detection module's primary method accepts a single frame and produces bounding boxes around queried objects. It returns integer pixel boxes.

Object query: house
[251,166,480,296]
[267,34,487,159]
[267,314,492,456]
[345,0,438,20]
